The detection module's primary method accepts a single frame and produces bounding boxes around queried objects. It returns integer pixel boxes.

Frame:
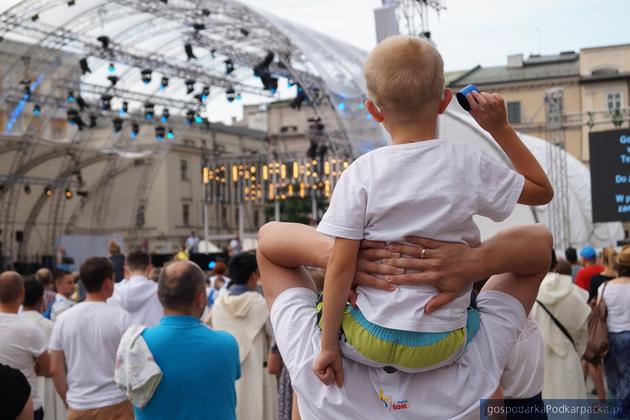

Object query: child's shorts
[316,297,481,373]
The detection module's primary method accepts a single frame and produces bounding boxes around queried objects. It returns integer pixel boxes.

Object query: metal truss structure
[0,0,387,262]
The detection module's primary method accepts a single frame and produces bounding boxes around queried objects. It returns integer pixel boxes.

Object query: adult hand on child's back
[384,237,483,314]
[350,240,401,306]
[467,91,510,136]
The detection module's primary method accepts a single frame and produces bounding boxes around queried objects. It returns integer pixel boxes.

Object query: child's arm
[467,91,554,206]
[313,237,360,387]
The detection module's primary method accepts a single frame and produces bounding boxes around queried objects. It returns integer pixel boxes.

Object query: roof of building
[449,52,580,87]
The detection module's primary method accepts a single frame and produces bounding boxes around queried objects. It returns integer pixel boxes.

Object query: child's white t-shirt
[317,139,525,332]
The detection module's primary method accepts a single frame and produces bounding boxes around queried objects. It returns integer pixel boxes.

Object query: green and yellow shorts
[316,297,481,372]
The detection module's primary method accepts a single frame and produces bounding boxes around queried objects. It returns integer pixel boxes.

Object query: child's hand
[313,347,344,387]
[467,91,511,136]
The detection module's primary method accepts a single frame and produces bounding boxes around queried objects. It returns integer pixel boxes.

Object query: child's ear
[438,89,452,115]
[365,99,385,122]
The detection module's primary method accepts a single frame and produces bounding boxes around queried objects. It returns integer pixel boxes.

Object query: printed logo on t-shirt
[379,388,410,412]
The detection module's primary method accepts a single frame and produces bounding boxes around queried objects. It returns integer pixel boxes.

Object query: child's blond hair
[364,35,444,122]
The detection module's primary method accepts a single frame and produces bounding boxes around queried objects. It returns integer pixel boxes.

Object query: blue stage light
[166,129,174,140]
[337,102,346,111]
[194,115,203,124]
[67,91,75,103]
[358,102,365,110]
[107,63,115,73]
[208,261,216,269]
[33,104,41,116]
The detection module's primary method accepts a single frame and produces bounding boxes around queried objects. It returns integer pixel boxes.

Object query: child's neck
[387,117,438,145]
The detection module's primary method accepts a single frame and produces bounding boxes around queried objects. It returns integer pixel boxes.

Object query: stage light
[76,96,88,112]
[67,90,75,103]
[290,85,306,110]
[160,0,167,3]
[21,80,31,101]
[224,59,235,74]
[67,0,76,6]
[210,49,216,58]
[240,28,249,37]
[155,126,165,141]
[107,63,115,73]
[24,185,31,194]
[100,94,112,111]
[33,104,41,116]
[193,23,205,32]
[166,128,175,140]
[77,190,89,198]
[160,77,169,91]
[185,43,196,60]
[79,58,91,74]
[119,101,128,117]
[144,103,154,120]
[112,117,123,133]
[357,102,365,110]
[337,102,346,111]
[161,108,170,123]
[208,261,216,269]
[44,186,53,197]
[107,75,119,86]
[97,35,110,49]
[141,69,152,85]
[202,86,209,102]
[185,79,195,94]
[131,122,139,139]
[66,108,85,130]
[194,114,203,124]
[65,189,73,200]
[201,8,210,16]
[226,87,236,102]
[31,14,39,22]
[88,113,97,128]
[185,110,195,125]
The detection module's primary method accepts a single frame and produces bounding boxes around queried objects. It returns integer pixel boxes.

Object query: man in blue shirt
[136,261,240,420]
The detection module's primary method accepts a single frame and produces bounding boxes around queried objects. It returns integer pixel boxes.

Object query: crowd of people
[1,34,629,420]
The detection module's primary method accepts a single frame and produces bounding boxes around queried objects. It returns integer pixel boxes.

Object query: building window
[180,159,189,181]
[182,203,190,226]
[507,101,521,124]
[606,92,622,111]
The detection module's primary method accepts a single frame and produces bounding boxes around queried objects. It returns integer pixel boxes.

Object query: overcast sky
[239,0,630,71]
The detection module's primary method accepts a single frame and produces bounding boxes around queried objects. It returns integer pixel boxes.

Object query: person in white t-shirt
[257,222,552,419]
[108,249,162,326]
[50,269,75,321]
[0,271,50,420]
[185,231,200,254]
[49,257,133,419]
[292,36,553,384]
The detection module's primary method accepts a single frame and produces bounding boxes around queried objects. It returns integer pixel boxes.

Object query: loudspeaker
[15,231,23,242]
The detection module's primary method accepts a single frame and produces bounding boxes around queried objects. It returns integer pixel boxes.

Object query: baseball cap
[619,245,630,266]
[579,246,597,260]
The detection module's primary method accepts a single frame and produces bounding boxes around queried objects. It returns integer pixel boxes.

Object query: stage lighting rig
[226,87,236,103]
[185,79,196,94]
[100,95,112,111]
[112,117,123,133]
[161,108,170,123]
[130,122,140,139]
[44,186,54,197]
[160,77,169,91]
[108,75,119,86]
[155,126,166,141]
[166,128,175,140]
[141,69,152,84]
[97,35,110,50]
[79,58,91,74]
[65,189,74,200]
[224,59,235,74]
[185,43,197,60]
[144,103,155,120]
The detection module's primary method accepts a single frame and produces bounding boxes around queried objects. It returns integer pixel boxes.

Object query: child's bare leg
[257,222,332,269]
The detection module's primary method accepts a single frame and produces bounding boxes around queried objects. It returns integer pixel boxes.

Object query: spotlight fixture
[88,113,97,128]
[66,108,85,130]
[193,23,205,32]
[201,8,210,16]
[24,185,31,194]
[254,51,278,92]
[112,117,123,133]
[107,75,119,86]
[185,79,195,94]
[226,87,236,102]
[160,77,169,91]
[31,14,39,22]
[240,28,250,37]
[77,190,89,198]
[65,189,73,200]
[194,94,203,104]
[194,114,204,124]
[141,69,152,84]
[185,110,195,125]
[160,0,167,3]
[161,108,170,123]
[107,63,115,73]
[184,43,196,60]
[202,86,210,102]
[44,186,54,197]
[155,125,166,141]
[224,59,234,74]
[210,49,216,58]
[99,94,112,111]
[166,128,175,140]
[130,122,140,139]
[97,35,110,50]
[33,104,41,116]
[21,80,31,101]
[66,90,75,103]
[67,0,76,6]
[79,58,91,74]
[120,101,129,116]
[144,103,155,120]
[290,84,307,110]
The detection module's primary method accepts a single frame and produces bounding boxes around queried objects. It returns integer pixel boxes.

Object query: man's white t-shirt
[0,313,47,410]
[500,316,544,398]
[271,288,526,419]
[317,139,524,332]
[49,301,131,410]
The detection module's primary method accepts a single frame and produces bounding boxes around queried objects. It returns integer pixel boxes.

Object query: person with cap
[575,246,604,291]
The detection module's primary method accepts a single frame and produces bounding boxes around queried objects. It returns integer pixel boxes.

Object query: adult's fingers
[360,240,387,250]
[354,272,396,291]
[471,90,488,106]
[358,248,395,261]
[357,259,403,275]
[383,257,435,271]
[403,236,443,249]
[424,292,457,314]
[385,271,439,285]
